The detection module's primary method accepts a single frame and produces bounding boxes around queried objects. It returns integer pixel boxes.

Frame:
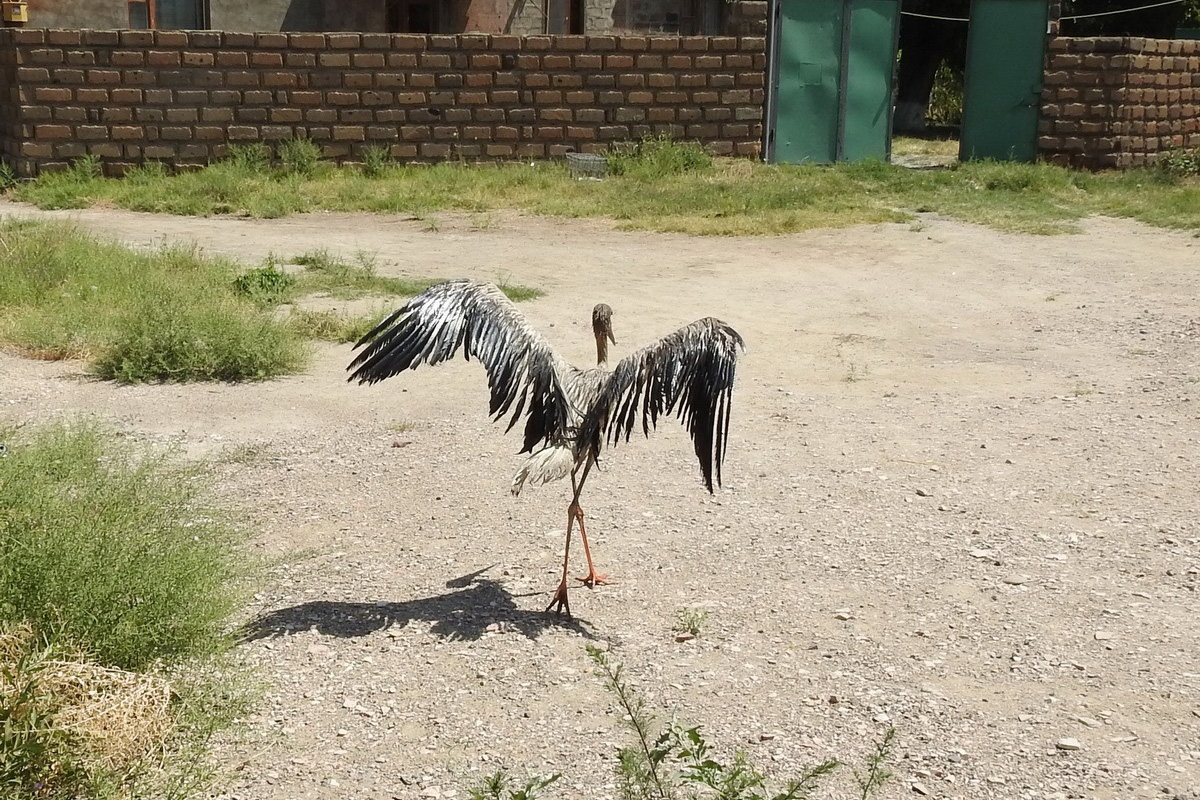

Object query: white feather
[510,445,576,497]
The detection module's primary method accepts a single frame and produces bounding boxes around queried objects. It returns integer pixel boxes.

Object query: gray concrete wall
[210,0,321,31]
[26,0,127,28]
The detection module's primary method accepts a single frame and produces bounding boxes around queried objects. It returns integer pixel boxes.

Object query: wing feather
[347,280,569,454]
[579,317,745,493]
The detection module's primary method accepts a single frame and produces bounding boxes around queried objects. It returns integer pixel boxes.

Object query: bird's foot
[575,571,610,588]
[545,581,571,617]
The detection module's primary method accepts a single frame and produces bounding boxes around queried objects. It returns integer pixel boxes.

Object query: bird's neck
[594,332,609,367]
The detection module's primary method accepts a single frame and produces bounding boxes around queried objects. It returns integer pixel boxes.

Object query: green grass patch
[285,307,389,343]
[0,219,304,380]
[13,140,1200,235]
[1,220,539,380]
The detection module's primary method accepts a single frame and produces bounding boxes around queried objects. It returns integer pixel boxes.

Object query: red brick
[217,51,249,67]
[35,125,73,139]
[289,34,327,49]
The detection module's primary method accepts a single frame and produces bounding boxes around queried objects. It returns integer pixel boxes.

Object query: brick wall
[0,28,765,177]
[1040,36,1200,169]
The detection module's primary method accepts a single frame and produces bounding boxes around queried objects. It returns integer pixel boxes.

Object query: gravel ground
[1,201,1198,800]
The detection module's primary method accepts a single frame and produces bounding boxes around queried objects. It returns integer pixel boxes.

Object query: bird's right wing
[347,280,569,454]
[578,317,745,493]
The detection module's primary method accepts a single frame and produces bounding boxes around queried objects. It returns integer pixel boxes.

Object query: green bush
[94,294,305,383]
[0,422,254,670]
[1156,147,1200,179]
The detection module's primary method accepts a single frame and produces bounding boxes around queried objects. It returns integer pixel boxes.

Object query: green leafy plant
[361,145,394,178]
[468,769,561,800]
[674,608,710,637]
[0,162,17,191]
[586,646,850,800]
[852,727,895,800]
[233,262,298,306]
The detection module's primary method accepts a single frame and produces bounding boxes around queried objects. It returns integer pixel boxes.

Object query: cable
[900,11,969,21]
[900,0,1184,24]
[1060,0,1183,19]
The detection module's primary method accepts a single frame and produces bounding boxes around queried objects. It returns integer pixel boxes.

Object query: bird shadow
[239,567,596,643]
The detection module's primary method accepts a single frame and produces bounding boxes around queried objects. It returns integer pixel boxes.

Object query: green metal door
[960,0,1047,161]
[769,0,843,164]
[766,0,899,164]
[842,0,900,161]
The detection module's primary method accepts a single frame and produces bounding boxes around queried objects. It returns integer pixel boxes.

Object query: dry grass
[0,625,173,777]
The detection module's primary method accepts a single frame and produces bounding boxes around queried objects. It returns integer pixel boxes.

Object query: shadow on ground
[240,567,595,642]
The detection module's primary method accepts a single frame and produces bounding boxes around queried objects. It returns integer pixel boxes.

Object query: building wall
[0,28,766,176]
[14,0,754,34]
[24,0,128,29]
[1039,36,1200,169]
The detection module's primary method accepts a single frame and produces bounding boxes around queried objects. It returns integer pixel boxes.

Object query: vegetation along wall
[0,28,766,177]
[1039,36,1200,169]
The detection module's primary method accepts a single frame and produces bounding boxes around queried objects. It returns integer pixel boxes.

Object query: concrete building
[20,0,735,34]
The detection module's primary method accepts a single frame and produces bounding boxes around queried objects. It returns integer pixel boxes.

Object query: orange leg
[571,502,610,587]
[545,505,575,616]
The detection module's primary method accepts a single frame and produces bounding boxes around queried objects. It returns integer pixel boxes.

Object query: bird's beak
[607,319,617,345]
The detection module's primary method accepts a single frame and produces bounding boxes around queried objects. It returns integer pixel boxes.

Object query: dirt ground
[1,199,1198,800]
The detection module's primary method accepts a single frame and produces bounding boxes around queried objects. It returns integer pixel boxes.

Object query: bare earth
[1,200,1198,800]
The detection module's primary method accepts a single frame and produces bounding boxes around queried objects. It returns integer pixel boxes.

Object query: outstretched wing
[347,280,569,454]
[578,318,745,493]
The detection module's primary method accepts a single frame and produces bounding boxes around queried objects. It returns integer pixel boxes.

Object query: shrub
[277,137,324,178]
[1156,147,1200,179]
[0,421,254,670]
[93,294,305,383]
[0,162,16,191]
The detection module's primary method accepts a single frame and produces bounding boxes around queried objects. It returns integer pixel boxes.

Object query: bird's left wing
[578,317,745,493]
[347,280,569,454]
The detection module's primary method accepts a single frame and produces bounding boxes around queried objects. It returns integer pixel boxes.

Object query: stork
[347,280,745,616]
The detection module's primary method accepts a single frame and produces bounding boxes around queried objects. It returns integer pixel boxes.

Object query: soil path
[2,201,1198,800]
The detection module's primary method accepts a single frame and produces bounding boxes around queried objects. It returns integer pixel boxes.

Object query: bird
[346,279,745,617]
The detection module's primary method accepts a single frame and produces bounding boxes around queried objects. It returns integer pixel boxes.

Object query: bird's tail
[511,445,576,497]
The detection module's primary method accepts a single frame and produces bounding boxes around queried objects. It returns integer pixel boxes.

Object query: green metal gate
[765,0,900,164]
[960,0,1048,161]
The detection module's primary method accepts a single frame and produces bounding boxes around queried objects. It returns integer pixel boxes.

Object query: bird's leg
[571,501,610,587]
[545,505,574,617]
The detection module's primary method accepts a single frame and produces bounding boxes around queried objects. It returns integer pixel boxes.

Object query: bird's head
[592,303,616,366]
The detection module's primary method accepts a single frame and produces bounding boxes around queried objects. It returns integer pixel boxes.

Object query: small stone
[1003,574,1030,585]
[1094,631,1113,641]
[1056,738,1083,751]
[915,488,931,497]
[912,781,930,795]
[758,733,775,742]
[834,611,853,621]
[675,634,696,643]
[970,549,994,559]
[1074,716,1102,728]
